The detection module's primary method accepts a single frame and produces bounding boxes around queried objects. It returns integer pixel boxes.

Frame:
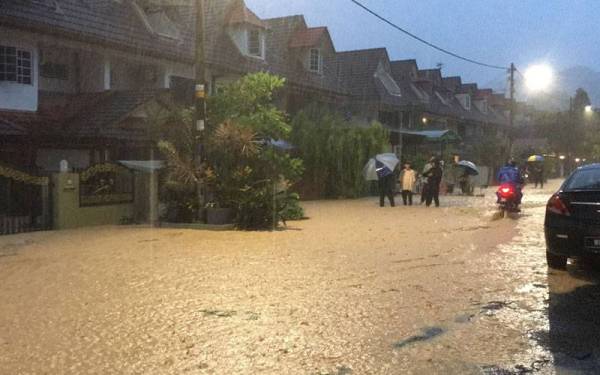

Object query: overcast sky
[246,0,600,90]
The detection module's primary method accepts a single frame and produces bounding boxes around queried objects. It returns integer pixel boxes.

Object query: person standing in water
[400,162,416,206]
[424,158,443,207]
[376,160,395,207]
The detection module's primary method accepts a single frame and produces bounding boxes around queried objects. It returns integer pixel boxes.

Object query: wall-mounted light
[422,117,428,125]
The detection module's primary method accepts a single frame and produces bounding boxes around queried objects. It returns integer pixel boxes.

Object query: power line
[348,0,509,71]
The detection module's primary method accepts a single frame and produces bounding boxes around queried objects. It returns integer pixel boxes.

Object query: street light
[559,155,566,160]
[585,105,593,114]
[524,64,554,92]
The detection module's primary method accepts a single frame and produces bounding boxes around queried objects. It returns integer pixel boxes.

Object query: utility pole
[194,0,207,219]
[508,62,516,157]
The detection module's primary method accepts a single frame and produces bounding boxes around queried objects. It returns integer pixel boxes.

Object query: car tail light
[547,194,570,216]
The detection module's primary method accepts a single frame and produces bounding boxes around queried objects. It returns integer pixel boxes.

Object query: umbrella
[363,153,400,181]
[527,155,544,162]
[457,160,480,176]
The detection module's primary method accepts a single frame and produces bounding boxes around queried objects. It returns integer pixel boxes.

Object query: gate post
[41,183,50,230]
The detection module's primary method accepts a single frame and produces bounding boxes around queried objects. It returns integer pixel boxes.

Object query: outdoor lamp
[524,64,553,92]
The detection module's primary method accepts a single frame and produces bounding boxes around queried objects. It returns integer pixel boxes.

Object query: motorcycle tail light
[547,194,570,216]
[498,184,514,197]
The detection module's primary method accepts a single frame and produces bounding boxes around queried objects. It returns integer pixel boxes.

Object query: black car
[545,164,600,269]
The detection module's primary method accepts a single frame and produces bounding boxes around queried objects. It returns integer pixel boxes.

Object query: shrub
[290,105,389,198]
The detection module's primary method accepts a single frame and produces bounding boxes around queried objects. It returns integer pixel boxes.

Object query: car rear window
[564,168,600,191]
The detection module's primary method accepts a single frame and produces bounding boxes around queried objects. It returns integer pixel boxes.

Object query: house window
[248,30,262,57]
[465,95,471,110]
[0,46,32,84]
[309,48,321,73]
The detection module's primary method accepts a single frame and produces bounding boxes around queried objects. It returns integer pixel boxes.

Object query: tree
[156,73,304,229]
[573,88,591,113]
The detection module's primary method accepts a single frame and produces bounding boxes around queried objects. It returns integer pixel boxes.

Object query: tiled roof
[474,88,493,99]
[417,69,442,84]
[458,83,478,94]
[203,0,267,75]
[224,0,267,29]
[0,0,195,62]
[0,90,166,141]
[390,60,418,80]
[264,16,345,95]
[0,112,40,136]
[64,90,167,141]
[336,48,402,107]
[289,27,329,48]
[442,76,462,91]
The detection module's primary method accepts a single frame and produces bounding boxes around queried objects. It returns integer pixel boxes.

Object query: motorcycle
[496,183,522,216]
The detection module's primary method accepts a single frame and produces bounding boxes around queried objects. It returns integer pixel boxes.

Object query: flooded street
[2,180,600,374]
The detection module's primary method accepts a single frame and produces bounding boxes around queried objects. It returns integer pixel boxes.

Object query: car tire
[546,251,567,270]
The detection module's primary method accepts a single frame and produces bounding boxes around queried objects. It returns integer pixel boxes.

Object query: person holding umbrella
[527,155,545,188]
[363,153,399,207]
[420,156,435,204]
[456,160,480,195]
[376,159,396,207]
[423,157,443,207]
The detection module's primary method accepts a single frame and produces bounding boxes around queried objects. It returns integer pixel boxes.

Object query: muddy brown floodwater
[1,180,599,374]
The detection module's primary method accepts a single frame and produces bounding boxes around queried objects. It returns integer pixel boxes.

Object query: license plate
[499,198,507,202]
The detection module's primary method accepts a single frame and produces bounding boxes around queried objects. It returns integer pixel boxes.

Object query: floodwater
[1,180,600,374]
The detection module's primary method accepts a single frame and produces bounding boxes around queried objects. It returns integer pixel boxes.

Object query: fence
[0,164,51,236]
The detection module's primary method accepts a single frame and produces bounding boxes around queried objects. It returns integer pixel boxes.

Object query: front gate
[0,164,51,235]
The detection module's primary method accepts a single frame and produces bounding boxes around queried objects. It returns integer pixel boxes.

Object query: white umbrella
[363,153,400,181]
[376,153,400,171]
[457,160,479,176]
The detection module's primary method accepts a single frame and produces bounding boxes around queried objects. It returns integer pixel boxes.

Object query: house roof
[458,83,478,94]
[64,90,167,141]
[264,16,345,95]
[336,48,405,107]
[224,0,267,29]
[474,88,493,100]
[417,69,442,84]
[0,112,43,137]
[0,0,195,62]
[442,76,462,92]
[289,27,330,49]
[0,90,167,142]
[390,60,418,79]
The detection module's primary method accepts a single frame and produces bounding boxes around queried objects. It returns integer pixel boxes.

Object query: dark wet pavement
[481,182,600,374]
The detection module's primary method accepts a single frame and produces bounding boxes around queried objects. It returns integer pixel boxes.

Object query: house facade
[1,0,513,233]
[0,0,196,232]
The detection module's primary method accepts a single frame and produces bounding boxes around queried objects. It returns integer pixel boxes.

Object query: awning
[392,129,461,142]
[118,160,164,173]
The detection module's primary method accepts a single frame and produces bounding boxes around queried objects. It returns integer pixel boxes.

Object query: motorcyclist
[496,159,524,205]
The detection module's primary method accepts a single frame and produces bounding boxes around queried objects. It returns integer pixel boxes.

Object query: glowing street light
[524,64,554,92]
[585,105,593,113]
[559,155,566,160]
[575,158,581,163]
[422,117,428,125]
